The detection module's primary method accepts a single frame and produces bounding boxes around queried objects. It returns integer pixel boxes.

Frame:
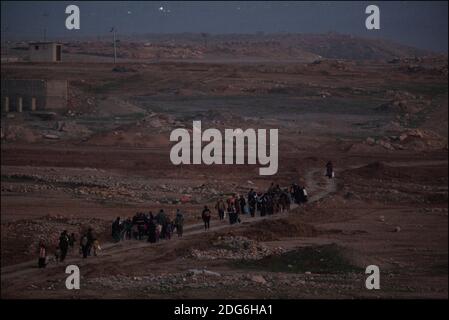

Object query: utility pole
[110,27,117,64]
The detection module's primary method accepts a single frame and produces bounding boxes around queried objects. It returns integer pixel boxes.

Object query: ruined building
[1,79,68,112]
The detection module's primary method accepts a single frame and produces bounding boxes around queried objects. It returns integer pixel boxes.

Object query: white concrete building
[29,42,62,62]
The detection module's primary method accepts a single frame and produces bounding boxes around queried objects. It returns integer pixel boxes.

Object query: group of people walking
[212,181,309,227]
[38,228,101,268]
[111,209,186,244]
[37,162,335,268]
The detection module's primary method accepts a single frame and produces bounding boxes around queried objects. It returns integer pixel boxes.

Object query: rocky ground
[1,48,447,299]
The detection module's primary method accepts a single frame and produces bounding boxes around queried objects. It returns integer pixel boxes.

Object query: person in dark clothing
[38,241,47,268]
[58,230,70,262]
[86,228,94,256]
[248,189,256,217]
[234,197,241,216]
[296,186,304,203]
[290,184,297,203]
[68,233,76,251]
[256,192,263,216]
[260,195,267,217]
[300,186,308,203]
[174,209,185,237]
[165,218,173,240]
[228,204,238,224]
[239,195,246,215]
[156,210,168,239]
[266,195,274,215]
[215,199,226,220]
[267,182,275,195]
[124,218,132,240]
[161,223,168,240]
[202,206,211,230]
[135,213,146,240]
[279,190,291,212]
[293,185,302,204]
[112,217,121,242]
[147,218,157,243]
[326,161,334,179]
[80,234,89,258]
[227,205,234,224]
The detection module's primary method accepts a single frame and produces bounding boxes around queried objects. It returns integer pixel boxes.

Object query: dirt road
[4,159,441,281]
[1,165,336,281]
[2,160,447,299]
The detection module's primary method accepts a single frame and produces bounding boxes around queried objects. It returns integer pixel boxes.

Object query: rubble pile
[136,112,178,132]
[54,121,92,138]
[1,167,234,205]
[1,117,91,144]
[189,236,286,261]
[378,90,431,114]
[362,128,445,152]
[342,162,449,205]
[85,270,359,295]
[67,86,96,115]
[1,124,39,143]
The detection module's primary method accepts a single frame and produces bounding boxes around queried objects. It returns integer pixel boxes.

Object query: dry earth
[1,41,447,298]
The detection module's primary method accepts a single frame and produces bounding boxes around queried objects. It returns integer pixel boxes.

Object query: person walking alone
[202,206,211,231]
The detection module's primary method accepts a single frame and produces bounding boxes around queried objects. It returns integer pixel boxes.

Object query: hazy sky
[1,1,448,52]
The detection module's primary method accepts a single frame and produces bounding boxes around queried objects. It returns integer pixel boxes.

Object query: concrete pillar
[17,97,23,113]
[3,96,9,112]
[31,97,37,111]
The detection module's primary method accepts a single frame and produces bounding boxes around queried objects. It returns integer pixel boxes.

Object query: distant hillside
[288,33,431,60]
[121,32,431,61]
[9,32,432,62]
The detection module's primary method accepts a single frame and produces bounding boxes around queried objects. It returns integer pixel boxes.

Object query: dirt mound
[398,129,446,150]
[95,97,145,117]
[85,111,176,147]
[348,128,446,153]
[54,121,92,139]
[377,100,422,114]
[350,161,404,180]
[189,236,285,261]
[230,218,319,242]
[349,161,448,185]
[377,91,431,114]
[1,124,40,143]
[234,243,362,274]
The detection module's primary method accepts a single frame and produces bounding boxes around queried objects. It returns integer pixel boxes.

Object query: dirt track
[1,165,336,281]
[2,159,447,299]
[1,53,447,298]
